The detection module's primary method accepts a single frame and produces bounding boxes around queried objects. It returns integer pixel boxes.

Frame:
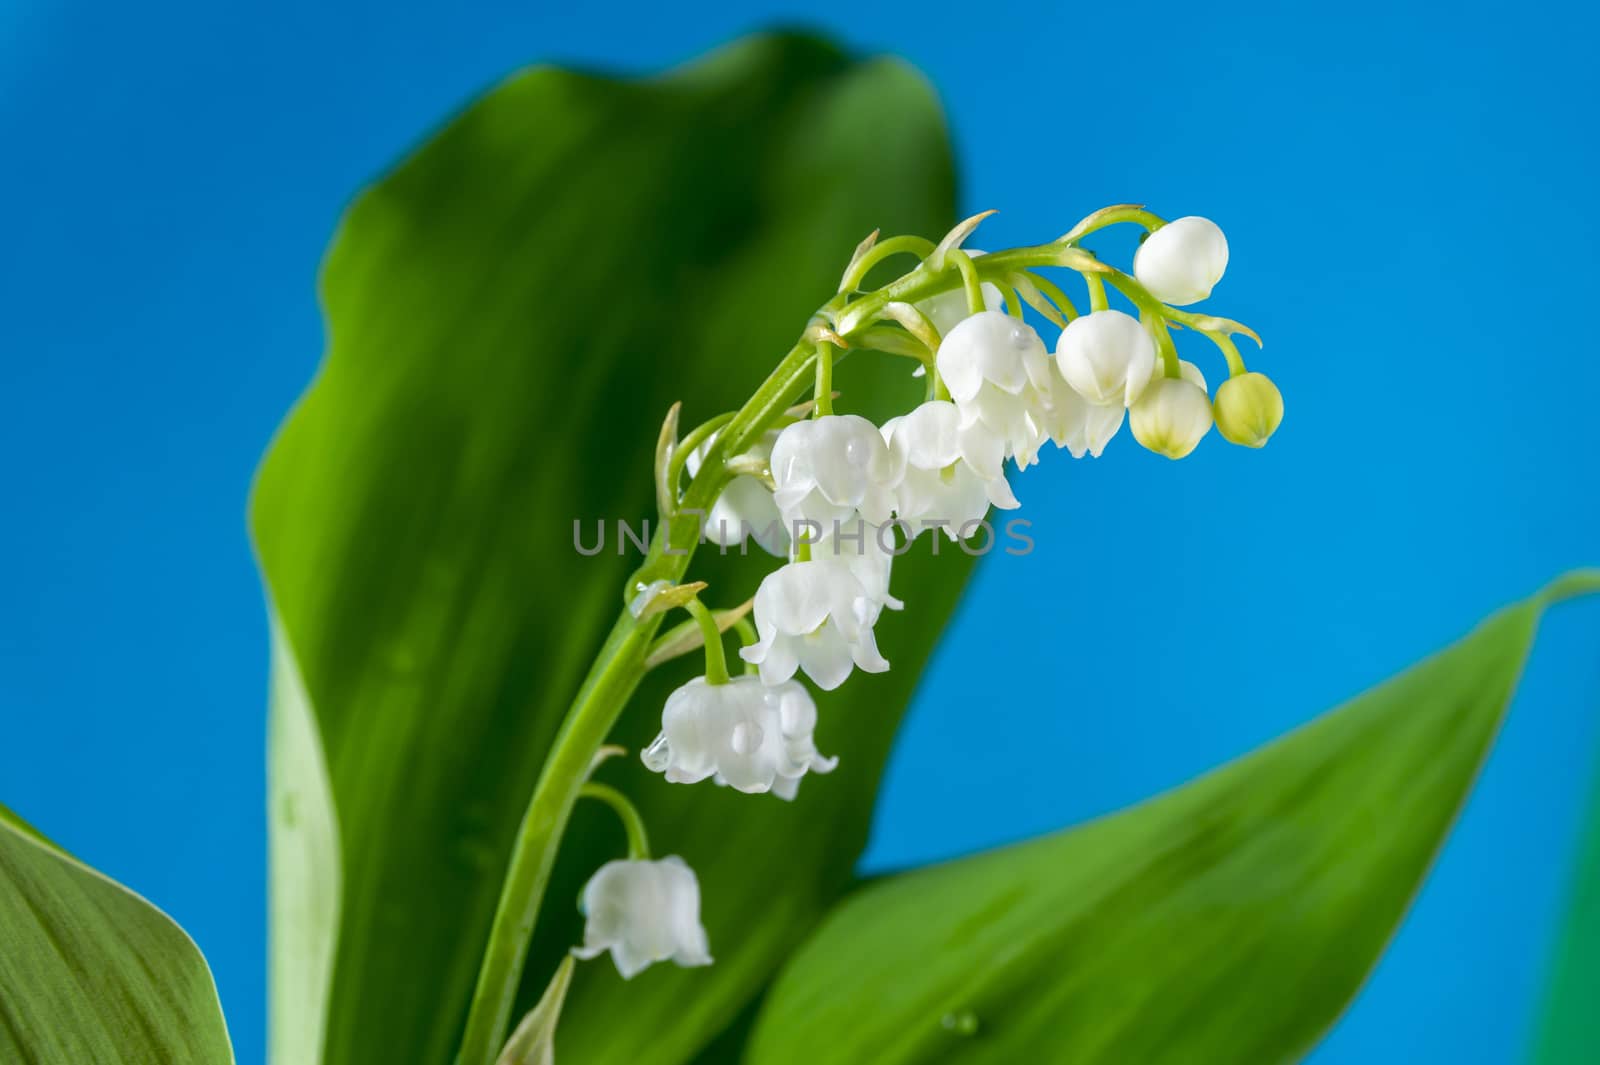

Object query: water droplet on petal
[641,734,671,771]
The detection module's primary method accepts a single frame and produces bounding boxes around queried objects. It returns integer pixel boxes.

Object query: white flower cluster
[580,212,1279,980]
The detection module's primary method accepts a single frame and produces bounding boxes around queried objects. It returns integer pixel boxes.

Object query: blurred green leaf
[0,804,234,1064]
[250,31,959,1065]
[1531,739,1600,1064]
[746,576,1598,1065]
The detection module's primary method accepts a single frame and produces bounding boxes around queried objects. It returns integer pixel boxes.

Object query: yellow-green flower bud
[1130,359,1212,460]
[1212,372,1284,448]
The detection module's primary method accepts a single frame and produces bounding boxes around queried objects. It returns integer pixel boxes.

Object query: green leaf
[745,575,1600,1065]
[266,613,341,1065]
[0,805,235,1064]
[1532,733,1600,1063]
[250,31,959,1065]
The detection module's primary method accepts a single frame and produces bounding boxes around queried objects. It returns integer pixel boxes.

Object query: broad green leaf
[746,574,1600,1065]
[0,805,235,1064]
[250,31,960,1065]
[1532,737,1600,1063]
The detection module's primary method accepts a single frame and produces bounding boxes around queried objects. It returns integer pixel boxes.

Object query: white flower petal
[897,400,964,469]
[796,624,858,691]
[848,624,891,675]
[957,419,1006,481]
[752,561,834,635]
[984,470,1020,509]
[1040,372,1127,459]
[702,475,787,555]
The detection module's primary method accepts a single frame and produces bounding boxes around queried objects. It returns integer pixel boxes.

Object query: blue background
[2,1,1597,1061]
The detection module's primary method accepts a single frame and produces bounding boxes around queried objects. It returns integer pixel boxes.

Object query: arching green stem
[1057,203,1167,244]
[949,250,986,315]
[998,281,1023,319]
[685,598,729,685]
[666,411,738,496]
[838,234,937,293]
[577,783,651,861]
[1084,272,1108,313]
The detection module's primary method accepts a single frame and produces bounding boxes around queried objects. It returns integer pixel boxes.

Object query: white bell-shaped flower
[881,401,1017,538]
[1130,359,1214,460]
[739,554,897,691]
[935,311,1053,473]
[1037,369,1126,459]
[642,675,837,795]
[1133,216,1229,306]
[809,512,903,613]
[574,856,712,979]
[686,428,787,555]
[791,508,903,618]
[770,415,895,529]
[1055,309,1157,408]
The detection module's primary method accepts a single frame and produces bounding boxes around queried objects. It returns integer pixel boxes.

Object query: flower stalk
[577,782,652,860]
[684,599,730,685]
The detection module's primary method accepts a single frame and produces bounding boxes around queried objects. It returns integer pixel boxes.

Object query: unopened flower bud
[1130,360,1213,460]
[1133,216,1229,306]
[1212,372,1284,448]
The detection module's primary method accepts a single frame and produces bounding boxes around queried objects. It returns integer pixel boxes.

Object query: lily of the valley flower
[642,675,837,796]
[770,415,896,528]
[573,857,712,980]
[1211,371,1284,448]
[881,400,1018,536]
[686,428,787,555]
[1130,359,1214,459]
[1055,309,1157,408]
[1132,216,1229,306]
[935,311,1053,473]
[740,552,899,690]
[1037,369,1126,459]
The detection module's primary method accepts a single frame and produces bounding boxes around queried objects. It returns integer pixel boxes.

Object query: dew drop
[940,1010,979,1037]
